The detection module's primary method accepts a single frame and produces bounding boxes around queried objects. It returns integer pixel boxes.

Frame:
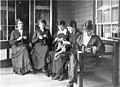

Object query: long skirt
[68,52,78,80]
[68,52,99,80]
[52,51,69,75]
[82,53,99,70]
[46,51,54,74]
[12,45,33,75]
[31,43,48,69]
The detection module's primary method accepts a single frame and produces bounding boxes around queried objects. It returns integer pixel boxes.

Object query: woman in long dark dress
[67,20,81,87]
[52,20,70,80]
[46,20,69,80]
[67,20,105,87]
[31,19,50,72]
[77,20,105,69]
[9,19,33,75]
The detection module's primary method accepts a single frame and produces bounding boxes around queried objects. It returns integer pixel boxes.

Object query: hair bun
[85,20,93,31]
[88,20,92,25]
[60,20,65,26]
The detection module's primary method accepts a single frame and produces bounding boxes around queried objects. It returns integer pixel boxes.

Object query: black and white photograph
[0,0,120,87]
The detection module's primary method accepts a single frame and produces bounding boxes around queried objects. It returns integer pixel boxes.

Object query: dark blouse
[32,28,51,45]
[77,34,105,55]
[69,30,81,51]
[54,28,69,41]
[9,29,28,46]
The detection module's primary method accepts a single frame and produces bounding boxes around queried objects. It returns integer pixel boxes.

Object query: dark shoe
[45,72,51,77]
[58,75,64,81]
[69,77,77,84]
[30,69,35,74]
[66,83,73,87]
[51,73,56,77]
[58,74,67,81]
[52,74,60,80]
[32,70,35,74]
[19,72,24,75]
[42,68,46,72]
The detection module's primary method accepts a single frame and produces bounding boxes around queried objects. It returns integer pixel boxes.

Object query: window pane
[104,25,111,38]
[102,0,110,6]
[35,9,50,25]
[111,7,119,22]
[97,0,110,9]
[8,11,15,25]
[35,10,41,23]
[97,0,102,9]
[0,26,7,40]
[1,0,6,7]
[97,10,110,23]
[97,10,102,23]
[103,9,110,22]
[8,0,15,8]
[8,26,15,40]
[35,0,50,6]
[112,24,118,37]
[1,10,7,25]
[0,49,7,60]
[98,25,103,37]
[111,0,119,6]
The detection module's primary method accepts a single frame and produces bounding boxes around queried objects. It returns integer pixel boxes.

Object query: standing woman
[31,19,50,72]
[9,19,33,75]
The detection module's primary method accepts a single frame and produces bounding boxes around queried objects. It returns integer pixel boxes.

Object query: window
[35,0,50,30]
[96,0,119,38]
[0,0,16,41]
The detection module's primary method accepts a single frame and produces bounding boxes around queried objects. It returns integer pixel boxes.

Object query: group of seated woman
[9,19,51,75]
[10,19,105,87]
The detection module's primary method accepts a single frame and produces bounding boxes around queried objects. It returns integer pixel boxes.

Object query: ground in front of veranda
[0,58,120,87]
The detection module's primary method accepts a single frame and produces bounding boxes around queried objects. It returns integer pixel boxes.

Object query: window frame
[95,0,119,38]
[0,0,16,41]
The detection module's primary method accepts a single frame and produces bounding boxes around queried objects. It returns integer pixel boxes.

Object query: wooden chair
[77,39,119,87]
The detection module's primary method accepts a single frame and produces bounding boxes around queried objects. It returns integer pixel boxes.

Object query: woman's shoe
[69,77,77,84]
[30,69,35,74]
[58,75,64,81]
[58,74,68,81]
[32,70,35,74]
[66,83,73,87]
[42,68,46,72]
[45,72,51,77]
[52,74,60,80]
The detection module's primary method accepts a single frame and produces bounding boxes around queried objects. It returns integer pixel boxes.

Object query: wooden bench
[77,38,119,87]
[0,41,12,68]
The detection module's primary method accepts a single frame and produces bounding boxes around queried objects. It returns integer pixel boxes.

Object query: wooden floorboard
[0,66,119,87]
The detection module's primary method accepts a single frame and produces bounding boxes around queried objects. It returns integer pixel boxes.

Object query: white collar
[83,32,91,46]
[57,29,67,35]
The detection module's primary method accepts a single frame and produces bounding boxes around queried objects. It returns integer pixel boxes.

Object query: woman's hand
[85,47,92,53]
[54,37,58,42]
[43,34,47,38]
[39,35,43,39]
[23,36,27,39]
[92,46,97,54]
[17,36,22,41]
[54,53,58,60]
[81,45,85,53]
